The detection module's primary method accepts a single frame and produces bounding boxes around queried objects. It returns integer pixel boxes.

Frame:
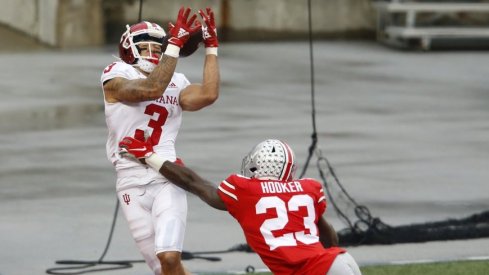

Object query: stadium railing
[373,0,489,49]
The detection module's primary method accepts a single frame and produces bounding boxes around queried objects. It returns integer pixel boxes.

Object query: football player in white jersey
[100,7,220,275]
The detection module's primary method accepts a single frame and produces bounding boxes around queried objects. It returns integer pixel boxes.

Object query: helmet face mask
[241,139,296,181]
[119,21,166,72]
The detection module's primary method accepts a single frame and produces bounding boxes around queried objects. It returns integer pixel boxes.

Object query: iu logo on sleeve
[122,193,131,205]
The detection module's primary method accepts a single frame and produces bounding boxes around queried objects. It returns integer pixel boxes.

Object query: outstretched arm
[318,216,339,248]
[179,54,219,111]
[179,7,220,111]
[160,161,227,210]
[118,136,226,211]
[104,7,199,103]
[103,55,178,103]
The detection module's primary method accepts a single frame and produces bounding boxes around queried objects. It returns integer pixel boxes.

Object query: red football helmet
[119,21,166,66]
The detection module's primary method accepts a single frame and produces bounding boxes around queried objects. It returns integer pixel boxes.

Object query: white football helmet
[241,139,296,181]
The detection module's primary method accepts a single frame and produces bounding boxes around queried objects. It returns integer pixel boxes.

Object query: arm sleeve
[217,175,239,218]
[101,62,133,84]
[312,179,327,216]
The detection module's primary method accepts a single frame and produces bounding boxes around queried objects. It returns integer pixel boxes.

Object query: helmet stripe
[280,141,294,181]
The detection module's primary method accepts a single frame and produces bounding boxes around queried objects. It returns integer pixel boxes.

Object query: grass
[200,260,489,275]
[361,260,489,275]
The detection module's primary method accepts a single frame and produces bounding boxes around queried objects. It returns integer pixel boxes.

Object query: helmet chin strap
[136,59,157,73]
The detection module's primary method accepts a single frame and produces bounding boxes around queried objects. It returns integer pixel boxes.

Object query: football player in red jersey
[101,7,220,275]
[119,137,362,275]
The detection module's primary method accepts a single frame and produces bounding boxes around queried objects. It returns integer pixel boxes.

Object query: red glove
[168,20,201,39]
[167,20,202,57]
[167,7,200,48]
[199,7,219,48]
[119,136,154,160]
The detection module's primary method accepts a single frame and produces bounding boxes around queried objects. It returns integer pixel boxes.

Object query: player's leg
[157,251,189,275]
[152,183,189,275]
[118,187,162,275]
[327,252,362,275]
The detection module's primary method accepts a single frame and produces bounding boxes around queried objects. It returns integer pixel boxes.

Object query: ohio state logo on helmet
[241,139,297,181]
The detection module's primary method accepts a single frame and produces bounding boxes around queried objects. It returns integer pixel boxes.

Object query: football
[162,29,203,58]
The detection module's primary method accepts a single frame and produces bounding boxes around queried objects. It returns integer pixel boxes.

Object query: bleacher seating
[373,0,489,49]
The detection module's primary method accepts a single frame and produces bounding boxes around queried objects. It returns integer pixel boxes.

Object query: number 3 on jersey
[134,103,169,145]
[256,195,319,250]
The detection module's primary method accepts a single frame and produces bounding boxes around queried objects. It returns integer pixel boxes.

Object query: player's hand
[167,7,200,48]
[119,136,154,160]
[168,20,202,38]
[199,7,219,48]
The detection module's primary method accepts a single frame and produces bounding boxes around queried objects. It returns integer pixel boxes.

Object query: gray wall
[117,0,375,40]
[0,0,375,47]
[0,0,104,47]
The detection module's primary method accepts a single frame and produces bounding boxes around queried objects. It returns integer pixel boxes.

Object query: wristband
[205,47,218,56]
[146,154,168,171]
[164,44,181,58]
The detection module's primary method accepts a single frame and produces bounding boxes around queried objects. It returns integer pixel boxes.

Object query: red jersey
[218,174,345,275]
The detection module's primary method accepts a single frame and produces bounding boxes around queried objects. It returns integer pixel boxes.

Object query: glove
[167,7,200,49]
[167,21,202,57]
[119,136,154,160]
[199,7,219,48]
[168,20,202,38]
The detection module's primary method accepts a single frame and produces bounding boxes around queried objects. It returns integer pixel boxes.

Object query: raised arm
[104,7,200,103]
[118,136,227,210]
[179,8,220,111]
[318,216,339,248]
[179,54,219,111]
[103,55,178,103]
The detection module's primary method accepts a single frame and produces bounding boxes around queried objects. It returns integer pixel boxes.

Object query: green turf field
[201,260,489,275]
[361,260,489,275]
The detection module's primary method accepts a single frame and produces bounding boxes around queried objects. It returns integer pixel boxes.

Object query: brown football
[162,29,203,58]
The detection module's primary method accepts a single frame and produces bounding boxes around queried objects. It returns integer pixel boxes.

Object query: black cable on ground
[338,209,489,246]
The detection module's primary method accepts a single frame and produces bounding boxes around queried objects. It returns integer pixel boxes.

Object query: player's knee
[157,251,182,271]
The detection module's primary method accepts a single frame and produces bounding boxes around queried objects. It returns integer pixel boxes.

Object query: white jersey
[101,61,190,189]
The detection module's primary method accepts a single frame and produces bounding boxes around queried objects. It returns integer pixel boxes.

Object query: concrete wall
[225,0,375,40]
[0,0,40,38]
[39,0,59,46]
[0,0,375,48]
[0,0,104,47]
[122,0,221,22]
[117,0,375,40]
[57,0,104,47]
[227,0,374,33]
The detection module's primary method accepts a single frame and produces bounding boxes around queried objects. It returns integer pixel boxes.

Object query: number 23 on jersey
[257,194,319,250]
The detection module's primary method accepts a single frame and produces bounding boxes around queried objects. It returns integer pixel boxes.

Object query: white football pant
[327,252,362,275]
[118,181,187,275]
